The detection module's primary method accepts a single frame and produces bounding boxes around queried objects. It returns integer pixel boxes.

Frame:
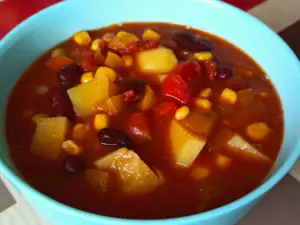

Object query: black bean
[98,128,134,148]
[50,88,74,119]
[217,66,233,80]
[63,155,86,173]
[57,64,82,90]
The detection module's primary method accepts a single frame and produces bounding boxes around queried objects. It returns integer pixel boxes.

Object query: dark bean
[225,76,248,90]
[50,88,74,119]
[98,128,134,148]
[217,66,233,80]
[57,64,83,90]
[63,155,86,173]
[173,30,213,52]
[160,39,178,51]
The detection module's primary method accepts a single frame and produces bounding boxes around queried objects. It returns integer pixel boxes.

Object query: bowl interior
[0,0,300,221]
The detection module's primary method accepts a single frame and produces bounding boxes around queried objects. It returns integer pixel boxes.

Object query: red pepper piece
[154,101,178,118]
[119,40,159,54]
[204,60,217,81]
[141,40,159,50]
[80,54,98,72]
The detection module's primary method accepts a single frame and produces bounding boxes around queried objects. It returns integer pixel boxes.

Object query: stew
[6,23,283,219]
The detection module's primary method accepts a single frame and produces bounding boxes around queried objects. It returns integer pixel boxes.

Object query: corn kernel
[104,51,124,68]
[199,87,212,98]
[195,98,212,110]
[95,67,117,82]
[32,113,48,123]
[175,106,190,120]
[246,122,270,141]
[220,88,237,104]
[73,31,91,46]
[142,29,161,41]
[94,113,109,131]
[194,52,213,61]
[117,31,139,42]
[80,72,93,84]
[116,31,128,38]
[102,33,116,42]
[61,140,82,155]
[215,154,232,168]
[190,166,211,180]
[122,55,133,67]
[91,39,103,51]
[72,123,87,141]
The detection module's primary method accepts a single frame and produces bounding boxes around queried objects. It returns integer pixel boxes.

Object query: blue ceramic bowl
[0,0,300,224]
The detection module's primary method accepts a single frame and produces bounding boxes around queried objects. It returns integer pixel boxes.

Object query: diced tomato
[124,90,136,102]
[141,40,159,50]
[119,40,159,54]
[80,54,99,72]
[204,60,217,81]
[46,56,74,71]
[154,101,178,119]
[162,62,202,104]
[124,112,152,143]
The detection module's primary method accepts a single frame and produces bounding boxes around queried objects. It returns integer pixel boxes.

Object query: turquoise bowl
[0,0,300,224]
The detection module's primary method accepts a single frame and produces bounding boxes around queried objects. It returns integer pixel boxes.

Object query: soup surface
[6,23,283,219]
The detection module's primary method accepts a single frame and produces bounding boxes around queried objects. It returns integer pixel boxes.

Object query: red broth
[6,23,283,219]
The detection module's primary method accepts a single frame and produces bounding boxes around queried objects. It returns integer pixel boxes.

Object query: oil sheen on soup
[6,23,283,219]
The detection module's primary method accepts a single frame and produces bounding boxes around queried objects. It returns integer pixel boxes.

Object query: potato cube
[136,47,178,74]
[94,148,162,195]
[85,169,110,193]
[170,119,207,168]
[67,75,109,117]
[31,117,69,160]
[138,85,157,111]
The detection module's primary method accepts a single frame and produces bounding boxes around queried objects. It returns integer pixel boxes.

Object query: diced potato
[190,165,211,180]
[104,52,124,68]
[31,117,69,160]
[73,31,91,46]
[170,119,207,168]
[61,140,82,155]
[32,113,48,123]
[215,153,232,169]
[199,88,212,99]
[220,88,237,104]
[85,169,110,193]
[138,85,157,111]
[246,122,270,141]
[100,94,125,115]
[94,148,162,195]
[137,47,178,74]
[67,75,109,117]
[142,29,161,41]
[180,111,218,136]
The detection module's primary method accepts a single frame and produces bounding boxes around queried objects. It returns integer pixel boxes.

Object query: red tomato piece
[80,54,99,72]
[154,101,178,118]
[46,56,74,71]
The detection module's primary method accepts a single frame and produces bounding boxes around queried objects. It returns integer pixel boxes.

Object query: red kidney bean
[50,88,74,119]
[173,30,213,52]
[57,64,83,90]
[63,155,86,173]
[217,66,233,80]
[98,128,134,148]
[226,76,248,90]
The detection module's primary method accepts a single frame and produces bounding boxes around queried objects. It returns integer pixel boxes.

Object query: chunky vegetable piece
[94,148,162,195]
[170,119,207,168]
[138,85,157,111]
[67,75,109,117]
[31,117,69,160]
[136,47,178,74]
[246,122,270,141]
[85,169,110,192]
[100,94,125,115]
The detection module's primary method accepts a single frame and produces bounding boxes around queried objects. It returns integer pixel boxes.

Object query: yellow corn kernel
[215,154,232,168]
[122,55,133,67]
[142,29,160,41]
[61,140,82,155]
[102,32,116,42]
[72,123,87,141]
[80,72,94,84]
[246,122,270,141]
[104,51,124,68]
[91,39,103,51]
[199,87,212,98]
[116,31,128,38]
[73,31,91,46]
[195,98,212,110]
[175,106,190,120]
[190,166,211,180]
[95,67,117,82]
[194,52,213,61]
[94,114,109,131]
[220,88,237,104]
[32,113,48,123]
[117,31,139,42]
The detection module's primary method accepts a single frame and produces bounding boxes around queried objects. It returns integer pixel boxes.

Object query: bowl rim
[1,0,300,224]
